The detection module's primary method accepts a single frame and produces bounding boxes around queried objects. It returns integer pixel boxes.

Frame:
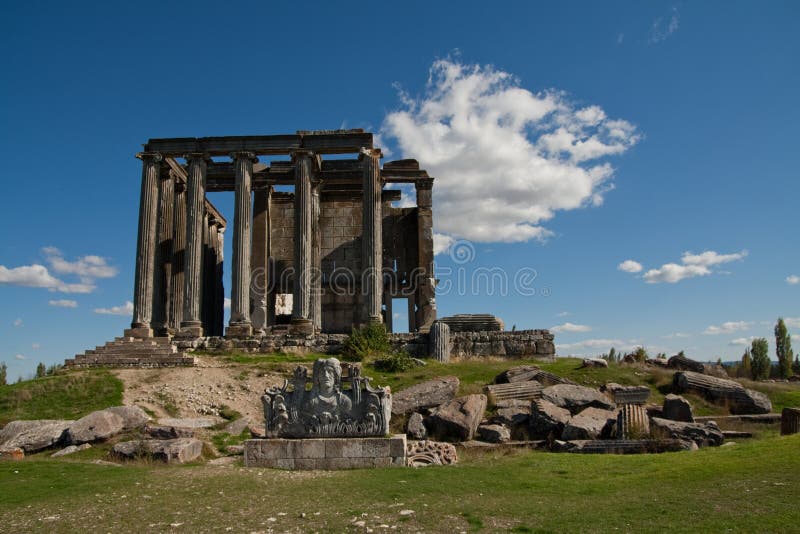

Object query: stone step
[92,347,178,355]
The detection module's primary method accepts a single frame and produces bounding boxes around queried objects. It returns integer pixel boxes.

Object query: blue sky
[1,1,798,381]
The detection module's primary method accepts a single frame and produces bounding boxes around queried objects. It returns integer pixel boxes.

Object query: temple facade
[125,130,436,338]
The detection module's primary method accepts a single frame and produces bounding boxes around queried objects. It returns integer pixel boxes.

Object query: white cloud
[729,337,757,347]
[551,322,592,333]
[43,247,117,283]
[224,298,231,310]
[12,318,23,327]
[0,264,95,293]
[649,7,680,44]
[704,321,751,335]
[94,301,134,316]
[786,275,800,285]
[618,260,643,273]
[14,354,26,360]
[382,59,639,244]
[662,332,690,339]
[31,343,41,349]
[48,299,78,308]
[784,317,800,329]
[556,338,640,354]
[433,233,454,256]
[556,311,571,317]
[639,249,748,284]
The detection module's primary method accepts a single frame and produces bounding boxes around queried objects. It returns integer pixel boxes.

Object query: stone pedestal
[243,435,406,470]
[289,318,314,335]
[781,407,800,436]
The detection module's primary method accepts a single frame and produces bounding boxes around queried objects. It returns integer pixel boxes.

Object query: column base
[226,323,253,338]
[177,322,204,338]
[368,315,383,325]
[124,326,153,339]
[290,318,314,335]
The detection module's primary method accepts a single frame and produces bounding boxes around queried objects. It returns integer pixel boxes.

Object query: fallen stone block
[477,424,511,443]
[581,358,608,368]
[484,381,543,403]
[494,365,541,384]
[406,413,427,440]
[105,406,150,430]
[781,407,800,435]
[650,417,724,447]
[672,371,771,415]
[391,376,460,415]
[157,417,217,429]
[51,443,92,458]
[143,424,195,440]
[529,399,571,439]
[602,383,650,405]
[406,440,458,467]
[64,410,126,445]
[0,420,73,453]
[112,438,204,464]
[542,384,616,415]
[561,407,617,441]
[428,394,487,442]
[662,394,694,422]
[566,439,696,454]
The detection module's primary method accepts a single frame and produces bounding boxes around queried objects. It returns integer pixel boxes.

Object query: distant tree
[35,362,46,379]
[750,338,770,381]
[794,355,800,375]
[678,350,686,358]
[0,362,6,386]
[633,346,648,363]
[740,348,752,379]
[608,347,617,362]
[775,318,794,379]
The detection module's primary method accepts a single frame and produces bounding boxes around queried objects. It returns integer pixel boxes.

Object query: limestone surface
[477,424,511,443]
[0,420,73,452]
[105,406,151,429]
[542,384,616,415]
[662,394,694,422]
[427,394,487,442]
[406,440,458,467]
[529,399,571,439]
[561,407,617,441]
[406,412,427,440]
[64,410,126,445]
[391,376,459,415]
[51,443,92,458]
[113,438,204,463]
[650,417,724,447]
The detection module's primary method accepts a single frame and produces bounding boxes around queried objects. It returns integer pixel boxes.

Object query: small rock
[112,438,204,464]
[0,447,24,460]
[477,424,511,443]
[399,510,415,516]
[581,358,608,368]
[51,443,92,458]
[406,413,427,440]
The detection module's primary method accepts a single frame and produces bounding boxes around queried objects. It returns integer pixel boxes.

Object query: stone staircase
[65,336,195,369]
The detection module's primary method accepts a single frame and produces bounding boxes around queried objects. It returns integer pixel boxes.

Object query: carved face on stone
[312,358,342,396]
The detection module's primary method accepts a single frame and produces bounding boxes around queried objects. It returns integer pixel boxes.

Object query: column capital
[184,152,211,164]
[230,151,258,163]
[136,152,163,163]
[415,177,434,191]
[359,147,383,160]
[291,148,315,161]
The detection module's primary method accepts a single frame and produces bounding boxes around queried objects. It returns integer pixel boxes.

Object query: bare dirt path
[114,356,284,425]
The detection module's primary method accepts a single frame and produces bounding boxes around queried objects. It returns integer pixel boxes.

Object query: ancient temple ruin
[125,130,435,339]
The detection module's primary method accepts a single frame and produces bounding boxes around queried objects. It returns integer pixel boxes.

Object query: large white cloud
[43,247,118,282]
[381,59,639,244]
[0,264,94,293]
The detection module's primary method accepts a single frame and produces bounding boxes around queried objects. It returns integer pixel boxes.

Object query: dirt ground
[114,356,284,425]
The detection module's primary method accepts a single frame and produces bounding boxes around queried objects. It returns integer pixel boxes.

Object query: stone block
[245,436,406,470]
[289,439,325,459]
[362,438,390,457]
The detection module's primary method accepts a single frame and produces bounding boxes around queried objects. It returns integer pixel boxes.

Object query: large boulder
[491,399,532,440]
[581,358,609,368]
[529,399,572,439]
[561,407,617,441]
[64,410,125,445]
[0,420,73,453]
[112,438,204,464]
[650,417,724,447]
[542,384,616,415]
[391,376,460,415]
[105,406,150,430]
[427,394,487,442]
[143,424,195,440]
[477,424,511,443]
[663,394,694,422]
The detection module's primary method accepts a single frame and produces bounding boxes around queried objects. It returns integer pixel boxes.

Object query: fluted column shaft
[227,151,257,337]
[180,153,208,337]
[152,170,175,333]
[415,177,436,333]
[129,152,162,337]
[309,179,322,331]
[291,150,314,332]
[170,183,187,331]
[361,148,383,324]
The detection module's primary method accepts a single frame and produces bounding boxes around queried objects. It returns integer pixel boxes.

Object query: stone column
[384,293,393,332]
[360,148,383,325]
[179,153,208,338]
[212,222,225,337]
[227,151,257,337]
[415,177,436,333]
[127,152,162,339]
[201,212,212,334]
[309,179,322,331]
[251,187,272,333]
[290,150,315,334]
[430,321,451,362]
[152,169,175,335]
[170,182,186,331]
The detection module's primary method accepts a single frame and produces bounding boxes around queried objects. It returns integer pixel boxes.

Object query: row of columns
[130,146,388,338]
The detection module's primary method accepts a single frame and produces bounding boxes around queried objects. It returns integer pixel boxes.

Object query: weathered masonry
[125,130,436,339]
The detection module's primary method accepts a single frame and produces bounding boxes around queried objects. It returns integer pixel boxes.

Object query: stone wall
[175,329,555,361]
[244,436,407,469]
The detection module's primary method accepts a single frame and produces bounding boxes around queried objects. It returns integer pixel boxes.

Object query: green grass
[0,371,123,426]
[1,435,798,532]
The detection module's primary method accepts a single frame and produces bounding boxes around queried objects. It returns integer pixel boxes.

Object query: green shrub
[373,352,417,373]
[341,323,391,362]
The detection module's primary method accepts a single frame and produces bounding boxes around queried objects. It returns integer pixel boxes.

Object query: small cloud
[551,322,592,333]
[433,233,455,256]
[48,299,78,308]
[94,301,134,316]
[556,338,640,354]
[784,317,800,329]
[224,298,231,310]
[786,275,800,285]
[15,354,26,360]
[729,337,757,347]
[639,249,748,284]
[556,311,571,317]
[618,260,643,273]
[662,332,690,339]
[12,318,23,327]
[31,343,41,349]
[43,247,118,282]
[392,312,401,319]
[704,321,751,335]
[649,6,680,44]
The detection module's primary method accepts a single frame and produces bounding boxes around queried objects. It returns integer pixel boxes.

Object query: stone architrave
[227,151,257,337]
[290,150,315,334]
[261,358,392,438]
[128,152,162,338]
[179,153,209,337]
[360,148,383,324]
